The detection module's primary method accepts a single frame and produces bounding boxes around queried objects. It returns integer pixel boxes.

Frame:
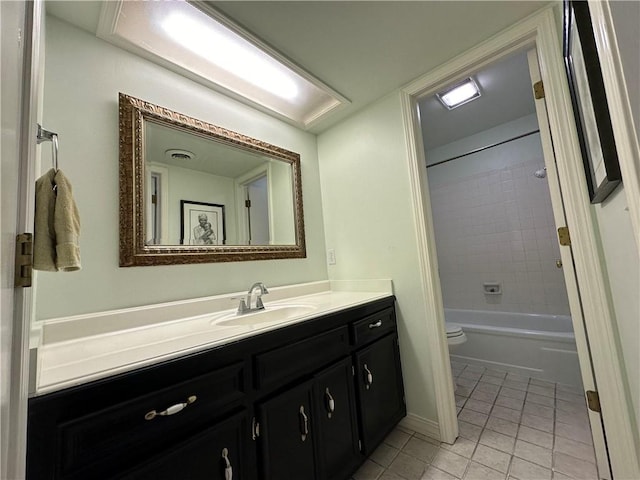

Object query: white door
[527,49,611,479]
[246,175,270,245]
[1,1,41,477]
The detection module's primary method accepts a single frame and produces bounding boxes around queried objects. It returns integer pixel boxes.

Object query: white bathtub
[446,308,583,386]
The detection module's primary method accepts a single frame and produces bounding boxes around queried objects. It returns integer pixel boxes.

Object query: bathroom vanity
[27,290,405,479]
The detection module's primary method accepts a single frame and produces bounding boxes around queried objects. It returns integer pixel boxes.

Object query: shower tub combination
[446,308,582,387]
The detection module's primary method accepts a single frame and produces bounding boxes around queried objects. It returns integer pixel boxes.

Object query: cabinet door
[354,334,406,455]
[313,357,362,480]
[257,381,316,480]
[117,410,255,480]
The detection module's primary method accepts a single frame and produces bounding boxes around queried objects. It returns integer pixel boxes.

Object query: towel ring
[37,124,59,172]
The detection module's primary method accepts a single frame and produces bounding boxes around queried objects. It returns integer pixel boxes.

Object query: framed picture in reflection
[180,200,226,245]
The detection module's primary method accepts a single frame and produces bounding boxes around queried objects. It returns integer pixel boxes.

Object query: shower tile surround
[428,155,570,315]
[354,363,598,480]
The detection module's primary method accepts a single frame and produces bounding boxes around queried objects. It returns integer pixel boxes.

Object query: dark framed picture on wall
[563,0,621,204]
[180,200,226,245]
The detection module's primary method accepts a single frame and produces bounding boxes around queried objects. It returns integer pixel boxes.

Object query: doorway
[418,49,607,479]
[244,174,270,245]
[398,8,640,473]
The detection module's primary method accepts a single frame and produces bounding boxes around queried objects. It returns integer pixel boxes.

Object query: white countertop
[34,280,393,395]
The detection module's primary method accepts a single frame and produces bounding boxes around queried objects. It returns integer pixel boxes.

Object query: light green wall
[318,92,437,424]
[35,15,328,319]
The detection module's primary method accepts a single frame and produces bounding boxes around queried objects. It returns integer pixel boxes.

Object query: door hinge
[586,390,601,413]
[358,440,362,452]
[245,199,252,208]
[533,81,545,99]
[151,194,157,204]
[558,226,572,246]
[15,233,33,288]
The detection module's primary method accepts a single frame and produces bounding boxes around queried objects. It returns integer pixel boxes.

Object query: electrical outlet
[327,248,336,265]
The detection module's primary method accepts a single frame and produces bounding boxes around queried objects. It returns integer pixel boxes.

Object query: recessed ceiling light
[97,1,349,128]
[436,78,481,110]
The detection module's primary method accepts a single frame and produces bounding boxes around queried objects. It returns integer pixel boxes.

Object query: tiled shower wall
[427,135,570,316]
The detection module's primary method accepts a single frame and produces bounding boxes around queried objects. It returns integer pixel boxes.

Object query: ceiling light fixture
[436,78,481,110]
[97,1,349,128]
[161,12,299,101]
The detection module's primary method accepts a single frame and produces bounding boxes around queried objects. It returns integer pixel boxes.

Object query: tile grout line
[357,363,595,480]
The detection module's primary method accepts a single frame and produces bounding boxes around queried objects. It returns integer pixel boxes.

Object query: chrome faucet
[248,282,269,310]
[235,282,269,314]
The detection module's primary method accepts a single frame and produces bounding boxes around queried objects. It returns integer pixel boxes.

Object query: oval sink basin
[212,304,318,327]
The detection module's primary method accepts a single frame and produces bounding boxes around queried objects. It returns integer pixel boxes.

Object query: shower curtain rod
[426,129,540,169]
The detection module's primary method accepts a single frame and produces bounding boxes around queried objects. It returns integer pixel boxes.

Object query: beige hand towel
[33,168,81,272]
[34,168,57,271]
[53,169,81,271]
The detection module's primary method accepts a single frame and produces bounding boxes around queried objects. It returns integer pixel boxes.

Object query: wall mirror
[119,93,306,266]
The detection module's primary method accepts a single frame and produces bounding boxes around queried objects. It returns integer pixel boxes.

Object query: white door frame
[2,0,42,478]
[527,47,609,478]
[400,5,639,479]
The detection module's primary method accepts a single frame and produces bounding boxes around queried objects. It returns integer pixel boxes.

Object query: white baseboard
[399,413,441,442]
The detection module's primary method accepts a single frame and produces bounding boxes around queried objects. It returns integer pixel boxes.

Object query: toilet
[446,323,467,350]
[446,323,467,393]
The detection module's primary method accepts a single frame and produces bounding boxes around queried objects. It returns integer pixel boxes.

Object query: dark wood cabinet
[27,296,405,480]
[257,356,362,480]
[354,333,406,455]
[117,409,255,480]
[313,357,361,480]
[257,380,317,480]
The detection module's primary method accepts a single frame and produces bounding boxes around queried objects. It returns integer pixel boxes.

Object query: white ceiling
[419,50,536,150]
[145,121,268,178]
[210,1,547,135]
[47,0,547,141]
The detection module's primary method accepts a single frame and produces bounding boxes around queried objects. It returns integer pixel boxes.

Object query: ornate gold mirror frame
[119,93,306,266]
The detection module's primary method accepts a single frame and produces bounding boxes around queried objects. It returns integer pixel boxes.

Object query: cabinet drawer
[351,308,396,347]
[255,326,349,391]
[56,361,246,480]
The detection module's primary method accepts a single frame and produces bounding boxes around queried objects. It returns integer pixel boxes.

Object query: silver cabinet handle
[364,364,373,390]
[299,405,309,441]
[368,319,383,329]
[251,417,260,440]
[222,448,233,480]
[144,395,197,420]
[325,388,335,418]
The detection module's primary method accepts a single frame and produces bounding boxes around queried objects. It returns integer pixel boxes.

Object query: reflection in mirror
[120,93,305,266]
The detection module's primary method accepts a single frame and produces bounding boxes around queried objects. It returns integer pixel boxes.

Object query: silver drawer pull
[299,405,309,441]
[325,388,335,418]
[252,417,260,440]
[144,395,197,420]
[364,364,373,390]
[368,319,383,329]
[222,448,233,480]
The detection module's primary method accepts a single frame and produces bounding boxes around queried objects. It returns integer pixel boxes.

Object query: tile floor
[351,362,599,480]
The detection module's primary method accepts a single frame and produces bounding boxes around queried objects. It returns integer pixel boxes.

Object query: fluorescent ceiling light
[436,78,481,110]
[97,1,349,128]
[161,12,298,101]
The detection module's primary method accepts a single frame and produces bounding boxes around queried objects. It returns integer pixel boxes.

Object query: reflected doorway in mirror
[180,200,225,246]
